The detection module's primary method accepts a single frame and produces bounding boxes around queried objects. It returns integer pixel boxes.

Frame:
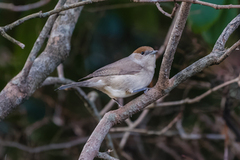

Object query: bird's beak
[150,50,158,55]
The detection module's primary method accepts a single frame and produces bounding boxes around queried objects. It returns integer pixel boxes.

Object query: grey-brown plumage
[58,46,157,105]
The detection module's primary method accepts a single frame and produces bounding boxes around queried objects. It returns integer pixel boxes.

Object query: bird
[57,46,157,106]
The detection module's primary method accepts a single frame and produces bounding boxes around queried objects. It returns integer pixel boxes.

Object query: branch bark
[0,0,83,120]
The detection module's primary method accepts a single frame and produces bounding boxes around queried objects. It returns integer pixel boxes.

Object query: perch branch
[158,2,191,89]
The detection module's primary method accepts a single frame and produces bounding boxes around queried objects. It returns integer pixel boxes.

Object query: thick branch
[22,0,66,78]
[0,0,83,120]
[147,75,240,108]
[158,2,191,88]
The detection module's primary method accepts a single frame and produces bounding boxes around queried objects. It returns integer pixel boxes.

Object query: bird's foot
[113,98,123,107]
[132,87,150,94]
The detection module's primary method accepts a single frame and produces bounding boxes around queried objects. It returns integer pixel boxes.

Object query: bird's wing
[80,57,143,80]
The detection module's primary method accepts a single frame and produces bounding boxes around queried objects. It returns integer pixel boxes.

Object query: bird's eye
[141,51,144,55]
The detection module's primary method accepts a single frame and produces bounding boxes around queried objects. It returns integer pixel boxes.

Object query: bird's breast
[103,86,132,98]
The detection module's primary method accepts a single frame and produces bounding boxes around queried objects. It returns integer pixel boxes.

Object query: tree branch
[147,75,240,108]
[169,14,240,90]
[158,2,191,89]
[0,0,83,120]
[134,0,240,9]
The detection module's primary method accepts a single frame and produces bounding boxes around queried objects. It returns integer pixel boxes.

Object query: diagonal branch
[169,14,240,90]
[22,0,66,78]
[157,2,191,89]
[0,0,83,120]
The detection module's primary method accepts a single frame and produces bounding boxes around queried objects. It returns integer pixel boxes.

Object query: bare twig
[148,76,240,108]
[41,77,73,86]
[0,0,50,12]
[134,0,240,9]
[0,28,25,49]
[96,152,119,160]
[176,119,225,140]
[0,137,88,153]
[111,112,181,135]
[119,109,149,149]
[156,5,178,58]
[0,0,94,48]
[216,39,240,64]
[100,99,116,116]
[43,76,119,158]
[155,2,179,18]
[2,0,94,32]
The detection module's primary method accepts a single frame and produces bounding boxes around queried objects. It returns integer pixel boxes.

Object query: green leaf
[202,0,238,45]
[188,0,224,33]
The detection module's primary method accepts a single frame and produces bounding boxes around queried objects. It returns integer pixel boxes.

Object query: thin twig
[176,119,225,140]
[155,2,179,18]
[96,152,119,160]
[0,0,50,12]
[156,3,179,59]
[156,3,172,18]
[42,76,119,158]
[0,27,25,49]
[216,39,240,64]
[134,0,240,9]
[119,110,149,149]
[158,2,191,88]
[100,99,116,116]
[2,0,95,32]
[111,112,181,135]
[148,76,240,108]
[0,137,88,153]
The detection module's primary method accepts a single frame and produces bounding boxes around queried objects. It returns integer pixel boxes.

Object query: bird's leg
[112,98,123,107]
[132,87,150,94]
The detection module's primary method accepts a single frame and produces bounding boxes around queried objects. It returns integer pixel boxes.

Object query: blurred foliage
[188,0,239,44]
[0,0,240,160]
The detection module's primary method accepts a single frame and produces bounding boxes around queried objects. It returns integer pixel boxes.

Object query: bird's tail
[57,81,90,90]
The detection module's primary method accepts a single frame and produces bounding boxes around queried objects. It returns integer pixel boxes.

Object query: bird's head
[130,46,157,69]
[133,46,157,56]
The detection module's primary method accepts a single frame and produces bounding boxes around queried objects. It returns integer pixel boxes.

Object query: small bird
[58,46,157,106]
